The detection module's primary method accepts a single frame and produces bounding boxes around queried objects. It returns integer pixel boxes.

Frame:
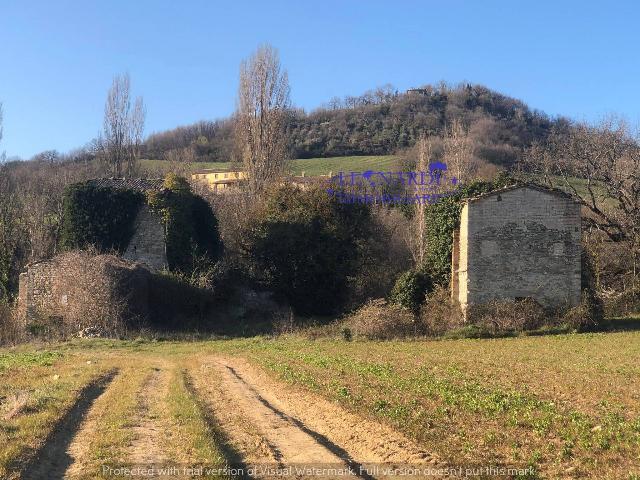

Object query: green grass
[139,155,399,178]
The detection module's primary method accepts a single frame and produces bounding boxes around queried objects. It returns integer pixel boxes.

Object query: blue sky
[1,0,639,159]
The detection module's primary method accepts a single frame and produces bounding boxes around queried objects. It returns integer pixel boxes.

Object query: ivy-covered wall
[422,174,518,285]
[60,183,144,253]
[61,175,223,275]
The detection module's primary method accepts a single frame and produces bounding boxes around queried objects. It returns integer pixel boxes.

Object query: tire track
[193,357,440,479]
[21,369,119,480]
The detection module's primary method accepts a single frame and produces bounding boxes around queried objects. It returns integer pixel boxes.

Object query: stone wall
[454,186,581,312]
[123,205,167,272]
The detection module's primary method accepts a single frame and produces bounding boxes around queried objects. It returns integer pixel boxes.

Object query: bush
[243,184,371,316]
[0,301,23,345]
[390,270,432,314]
[342,299,418,340]
[563,290,608,332]
[419,285,463,335]
[466,298,547,334]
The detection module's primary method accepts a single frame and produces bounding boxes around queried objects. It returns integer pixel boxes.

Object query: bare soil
[191,357,440,478]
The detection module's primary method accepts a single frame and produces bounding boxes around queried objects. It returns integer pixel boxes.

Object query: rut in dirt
[192,357,439,479]
[21,369,119,480]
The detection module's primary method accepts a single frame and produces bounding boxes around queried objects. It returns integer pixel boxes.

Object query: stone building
[87,178,168,271]
[451,184,581,314]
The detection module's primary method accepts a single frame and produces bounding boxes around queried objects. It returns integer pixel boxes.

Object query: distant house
[451,184,582,314]
[191,169,246,192]
[192,168,328,192]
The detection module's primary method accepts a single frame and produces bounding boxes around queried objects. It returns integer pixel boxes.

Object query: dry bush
[563,290,607,331]
[419,286,463,335]
[342,299,418,340]
[0,301,24,345]
[466,298,546,334]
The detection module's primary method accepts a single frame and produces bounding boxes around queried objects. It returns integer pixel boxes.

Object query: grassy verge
[0,349,113,478]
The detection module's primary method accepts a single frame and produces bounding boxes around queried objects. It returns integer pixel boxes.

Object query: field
[139,155,399,177]
[1,330,639,479]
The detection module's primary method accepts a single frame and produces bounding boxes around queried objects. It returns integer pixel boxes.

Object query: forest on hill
[144,83,565,168]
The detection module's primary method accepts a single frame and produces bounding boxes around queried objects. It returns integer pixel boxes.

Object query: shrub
[466,298,547,333]
[243,184,371,316]
[342,299,418,340]
[0,301,23,345]
[390,269,432,314]
[563,290,608,332]
[419,285,463,335]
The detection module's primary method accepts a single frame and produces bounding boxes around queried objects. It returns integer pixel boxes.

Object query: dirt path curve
[21,370,118,480]
[193,356,440,479]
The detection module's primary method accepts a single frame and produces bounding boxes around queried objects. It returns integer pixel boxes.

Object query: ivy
[61,174,223,275]
[147,174,223,274]
[422,173,518,285]
[60,183,143,252]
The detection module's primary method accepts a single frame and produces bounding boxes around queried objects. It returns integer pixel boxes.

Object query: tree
[525,117,640,293]
[443,118,475,183]
[242,185,370,315]
[102,73,146,177]
[235,44,290,196]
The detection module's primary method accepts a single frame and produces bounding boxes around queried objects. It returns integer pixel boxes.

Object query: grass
[139,155,399,178]
[0,332,639,478]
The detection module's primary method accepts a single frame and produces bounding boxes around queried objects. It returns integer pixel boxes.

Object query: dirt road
[191,357,439,478]
[21,357,438,479]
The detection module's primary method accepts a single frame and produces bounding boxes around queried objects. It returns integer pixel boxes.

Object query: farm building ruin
[451,184,582,313]
[87,178,168,271]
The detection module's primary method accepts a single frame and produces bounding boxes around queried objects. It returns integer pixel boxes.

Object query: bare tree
[235,44,291,196]
[443,119,475,183]
[103,74,145,177]
[526,117,640,293]
[411,136,431,265]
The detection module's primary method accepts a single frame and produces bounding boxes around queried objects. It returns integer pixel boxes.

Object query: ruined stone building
[87,178,168,271]
[451,184,581,313]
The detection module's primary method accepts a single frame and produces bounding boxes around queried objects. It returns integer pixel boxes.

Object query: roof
[465,183,577,204]
[192,168,244,175]
[86,178,164,192]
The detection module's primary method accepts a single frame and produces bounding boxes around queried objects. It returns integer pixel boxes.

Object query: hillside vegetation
[144,83,559,168]
[140,155,398,177]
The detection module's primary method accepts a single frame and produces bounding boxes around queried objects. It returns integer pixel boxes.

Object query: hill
[143,83,563,169]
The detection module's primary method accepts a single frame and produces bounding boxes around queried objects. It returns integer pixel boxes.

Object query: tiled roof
[86,178,164,192]
[466,183,577,203]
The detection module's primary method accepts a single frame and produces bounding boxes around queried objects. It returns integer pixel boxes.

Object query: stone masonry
[123,205,167,271]
[452,184,581,313]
